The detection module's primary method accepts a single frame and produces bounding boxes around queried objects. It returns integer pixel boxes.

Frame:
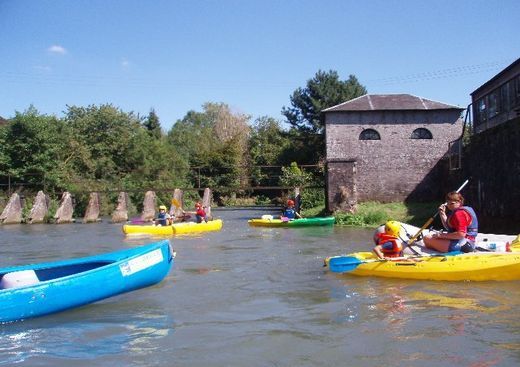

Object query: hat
[159,205,167,210]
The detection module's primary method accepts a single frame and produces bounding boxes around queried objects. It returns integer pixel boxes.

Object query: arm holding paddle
[407,179,469,247]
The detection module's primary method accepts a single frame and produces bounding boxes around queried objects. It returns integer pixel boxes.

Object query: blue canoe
[0,240,174,323]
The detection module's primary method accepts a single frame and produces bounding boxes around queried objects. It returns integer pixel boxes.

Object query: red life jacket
[375,233,403,257]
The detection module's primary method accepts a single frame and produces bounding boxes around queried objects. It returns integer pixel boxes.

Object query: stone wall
[325,109,463,206]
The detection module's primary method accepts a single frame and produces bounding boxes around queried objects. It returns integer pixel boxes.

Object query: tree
[143,108,162,139]
[282,70,367,134]
[0,106,69,191]
[167,102,251,192]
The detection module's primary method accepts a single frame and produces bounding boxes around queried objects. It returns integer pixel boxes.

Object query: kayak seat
[0,270,40,289]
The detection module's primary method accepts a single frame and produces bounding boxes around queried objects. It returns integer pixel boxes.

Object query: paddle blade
[328,256,362,273]
[171,198,181,208]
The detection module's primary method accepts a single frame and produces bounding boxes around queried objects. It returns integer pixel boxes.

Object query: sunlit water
[1,209,520,366]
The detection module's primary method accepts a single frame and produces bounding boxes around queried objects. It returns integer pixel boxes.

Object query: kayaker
[155,205,171,226]
[182,202,208,223]
[282,199,302,220]
[373,220,404,259]
[423,191,478,253]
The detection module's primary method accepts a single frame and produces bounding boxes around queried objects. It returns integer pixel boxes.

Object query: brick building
[323,94,464,211]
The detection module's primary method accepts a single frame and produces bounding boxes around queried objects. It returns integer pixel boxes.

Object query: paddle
[406,179,469,247]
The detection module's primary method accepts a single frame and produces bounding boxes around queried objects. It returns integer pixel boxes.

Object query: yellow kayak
[326,251,520,281]
[123,219,223,235]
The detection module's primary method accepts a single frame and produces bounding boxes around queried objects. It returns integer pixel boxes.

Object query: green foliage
[334,201,439,227]
[282,70,367,135]
[143,109,162,139]
[279,162,312,188]
[281,70,366,162]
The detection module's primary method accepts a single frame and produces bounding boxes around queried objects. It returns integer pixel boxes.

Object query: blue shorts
[448,238,475,252]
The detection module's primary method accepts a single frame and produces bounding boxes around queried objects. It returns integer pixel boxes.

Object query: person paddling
[423,191,478,253]
[155,205,171,226]
[183,202,208,223]
[282,199,302,220]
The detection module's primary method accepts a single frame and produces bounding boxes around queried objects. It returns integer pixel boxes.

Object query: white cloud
[47,45,67,55]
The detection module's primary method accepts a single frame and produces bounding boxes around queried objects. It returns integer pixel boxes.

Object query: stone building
[324,94,464,210]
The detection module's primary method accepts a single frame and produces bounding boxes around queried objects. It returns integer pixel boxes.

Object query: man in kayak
[373,221,404,259]
[423,192,478,253]
[282,199,302,220]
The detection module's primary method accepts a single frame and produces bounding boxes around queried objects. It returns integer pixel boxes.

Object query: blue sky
[1,0,518,130]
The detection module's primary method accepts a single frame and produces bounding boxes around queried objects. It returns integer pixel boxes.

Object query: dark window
[359,129,380,140]
[476,97,487,124]
[500,82,511,112]
[411,128,432,139]
[487,90,498,117]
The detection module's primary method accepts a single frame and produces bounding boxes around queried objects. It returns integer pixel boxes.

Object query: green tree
[282,70,367,134]
[167,102,251,192]
[281,70,366,163]
[143,108,162,139]
[0,106,69,191]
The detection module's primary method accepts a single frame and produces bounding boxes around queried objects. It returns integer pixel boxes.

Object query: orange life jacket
[375,233,403,257]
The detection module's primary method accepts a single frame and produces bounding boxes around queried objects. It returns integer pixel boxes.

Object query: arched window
[411,128,432,139]
[359,129,381,140]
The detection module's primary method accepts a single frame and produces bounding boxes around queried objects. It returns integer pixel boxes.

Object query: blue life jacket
[447,206,478,238]
[157,212,168,226]
[283,207,297,219]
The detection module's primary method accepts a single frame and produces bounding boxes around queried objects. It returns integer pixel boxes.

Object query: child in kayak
[373,221,404,259]
[155,205,171,226]
[282,199,302,220]
[183,202,208,223]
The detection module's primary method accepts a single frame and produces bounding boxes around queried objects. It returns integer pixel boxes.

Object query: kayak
[326,251,520,281]
[123,219,223,235]
[0,240,174,323]
[248,216,335,227]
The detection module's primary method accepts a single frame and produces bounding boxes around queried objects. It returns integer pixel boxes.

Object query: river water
[1,208,520,366]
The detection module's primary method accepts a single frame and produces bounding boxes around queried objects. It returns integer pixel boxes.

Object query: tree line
[0,70,366,210]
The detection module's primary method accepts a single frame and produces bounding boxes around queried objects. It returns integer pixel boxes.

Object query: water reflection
[0,302,173,365]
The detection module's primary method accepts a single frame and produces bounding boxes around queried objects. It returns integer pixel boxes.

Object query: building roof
[470,58,520,97]
[323,94,464,112]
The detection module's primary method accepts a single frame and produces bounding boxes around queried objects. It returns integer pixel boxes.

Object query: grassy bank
[305,201,439,228]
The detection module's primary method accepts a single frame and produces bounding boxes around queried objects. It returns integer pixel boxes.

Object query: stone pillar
[141,191,156,222]
[29,190,49,224]
[0,192,22,224]
[170,188,184,218]
[333,185,357,214]
[54,192,74,224]
[202,188,212,218]
[84,192,101,223]
[111,192,129,223]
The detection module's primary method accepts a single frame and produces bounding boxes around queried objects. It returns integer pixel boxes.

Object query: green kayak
[248,216,335,227]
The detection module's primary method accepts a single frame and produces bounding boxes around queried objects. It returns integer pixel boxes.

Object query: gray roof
[323,94,464,112]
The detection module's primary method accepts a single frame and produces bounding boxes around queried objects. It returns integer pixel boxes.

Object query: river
[1,208,520,366]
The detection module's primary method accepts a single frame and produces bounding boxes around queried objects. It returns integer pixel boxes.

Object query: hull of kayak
[248,216,335,227]
[123,219,223,235]
[327,251,520,281]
